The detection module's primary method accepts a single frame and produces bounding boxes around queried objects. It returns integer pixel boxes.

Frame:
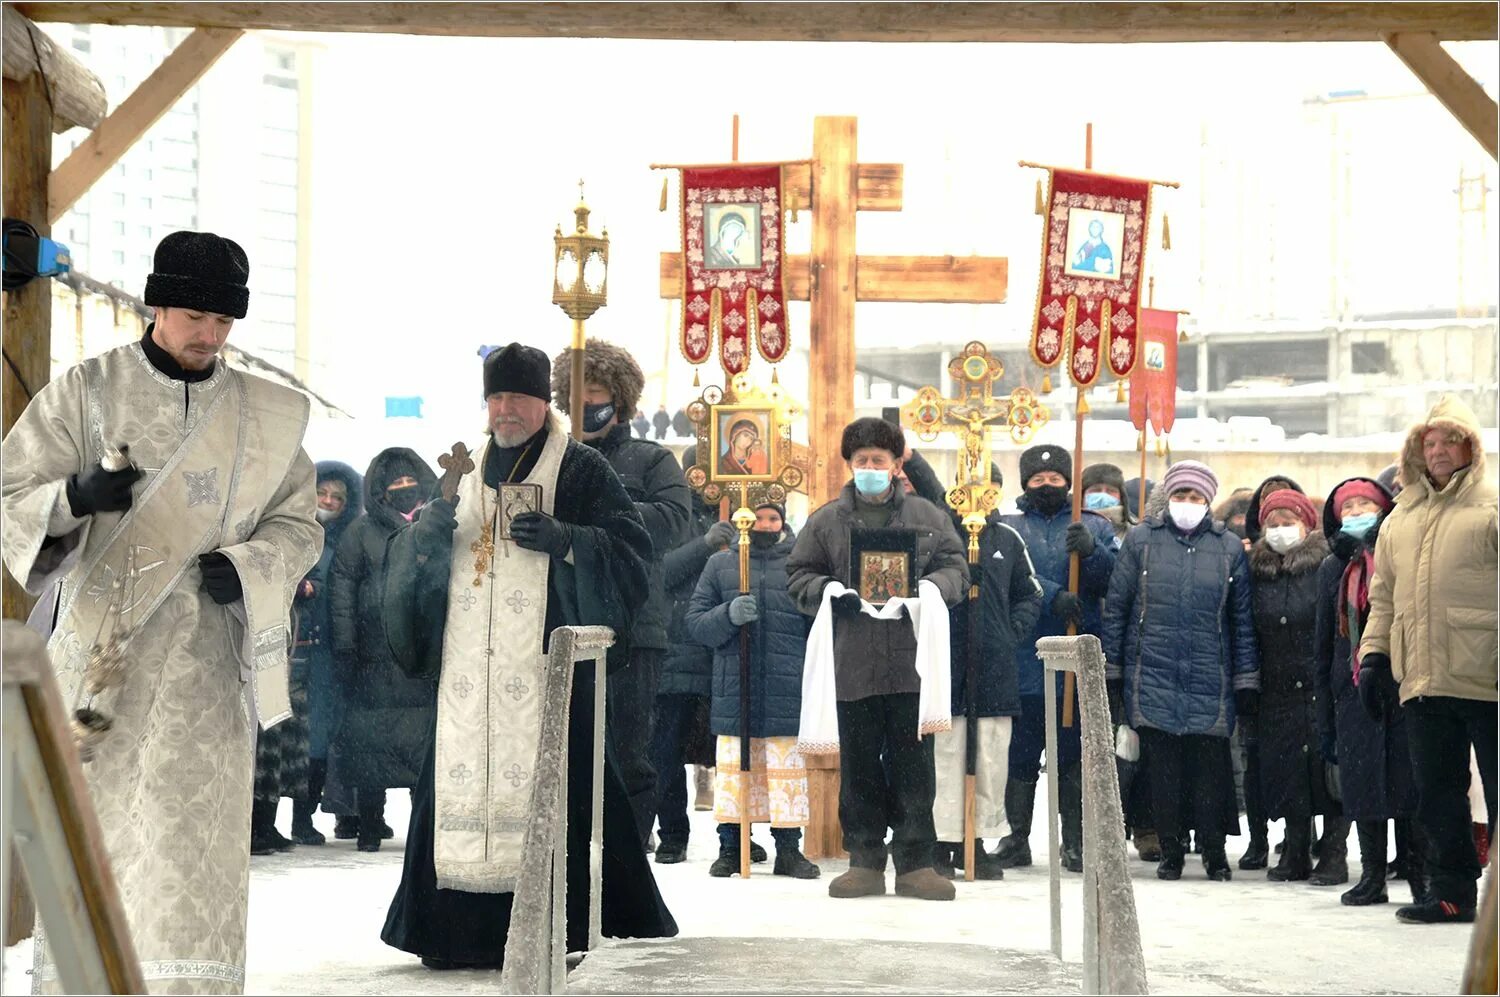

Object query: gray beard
[492,426,531,448]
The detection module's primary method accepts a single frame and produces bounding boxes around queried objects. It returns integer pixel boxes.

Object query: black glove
[411,497,459,555]
[728,594,759,626]
[1235,688,1259,718]
[704,520,737,550]
[510,511,573,559]
[198,551,243,605]
[1064,520,1096,557]
[1328,529,1362,561]
[831,592,864,618]
[1320,730,1339,766]
[1051,590,1082,628]
[1106,677,1125,726]
[66,458,143,517]
[1358,652,1393,722]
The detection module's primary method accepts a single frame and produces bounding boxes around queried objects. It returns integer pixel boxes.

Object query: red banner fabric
[1129,307,1179,437]
[1030,168,1152,387]
[681,165,789,376]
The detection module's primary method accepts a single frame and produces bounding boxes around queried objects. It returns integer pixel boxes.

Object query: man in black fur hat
[553,337,692,845]
[787,417,968,901]
[378,342,677,969]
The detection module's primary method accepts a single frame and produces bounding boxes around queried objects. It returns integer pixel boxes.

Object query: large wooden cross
[660,115,1009,505]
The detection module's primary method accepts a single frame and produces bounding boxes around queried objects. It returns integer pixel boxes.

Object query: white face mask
[1168,501,1207,532]
[1265,525,1304,554]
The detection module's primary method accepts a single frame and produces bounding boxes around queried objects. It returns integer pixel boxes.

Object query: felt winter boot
[993,778,1035,869]
[1238,824,1270,870]
[1156,834,1185,880]
[828,864,887,898]
[1310,816,1351,886]
[1133,828,1163,863]
[1268,820,1312,881]
[894,867,956,901]
[1342,821,1389,906]
[1060,764,1083,873]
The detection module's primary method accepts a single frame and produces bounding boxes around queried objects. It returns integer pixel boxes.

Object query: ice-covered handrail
[1037,634,1148,996]
[500,625,614,995]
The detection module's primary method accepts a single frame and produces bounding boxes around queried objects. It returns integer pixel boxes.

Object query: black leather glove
[831,592,864,618]
[1107,677,1125,726]
[411,497,459,555]
[704,521,736,550]
[728,594,759,626]
[1328,529,1362,561]
[66,458,143,517]
[1235,688,1259,718]
[1051,590,1083,628]
[1359,652,1393,722]
[1320,730,1338,766]
[1064,520,1096,557]
[510,511,573,559]
[199,551,243,605]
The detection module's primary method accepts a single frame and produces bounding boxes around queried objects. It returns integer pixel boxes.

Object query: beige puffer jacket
[1361,395,1498,703]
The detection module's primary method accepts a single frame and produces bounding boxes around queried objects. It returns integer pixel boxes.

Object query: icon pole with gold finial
[553,179,610,440]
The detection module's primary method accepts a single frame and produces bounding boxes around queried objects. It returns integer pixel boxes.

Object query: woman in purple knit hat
[1101,459,1262,882]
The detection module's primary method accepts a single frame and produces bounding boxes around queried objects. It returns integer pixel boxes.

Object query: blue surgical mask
[1341,513,1378,538]
[853,469,892,497]
[1084,492,1120,511]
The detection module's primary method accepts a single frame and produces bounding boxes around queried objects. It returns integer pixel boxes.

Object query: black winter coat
[659,499,719,698]
[686,530,810,738]
[586,425,690,650]
[1313,477,1415,820]
[949,517,1044,717]
[1249,532,1337,819]
[329,447,439,790]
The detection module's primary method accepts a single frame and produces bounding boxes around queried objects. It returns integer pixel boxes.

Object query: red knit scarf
[1339,548,1375,684]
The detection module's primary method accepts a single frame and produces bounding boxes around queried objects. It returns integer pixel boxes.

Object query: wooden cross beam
[660,116,1008,504]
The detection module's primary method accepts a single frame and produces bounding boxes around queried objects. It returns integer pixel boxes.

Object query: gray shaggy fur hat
[840,417,905,461]
[551,337,646,419]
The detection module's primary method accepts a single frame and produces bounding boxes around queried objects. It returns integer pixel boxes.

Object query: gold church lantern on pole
[553,179,610,440]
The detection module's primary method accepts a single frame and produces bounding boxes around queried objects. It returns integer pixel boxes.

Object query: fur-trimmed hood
[1397,394,1487,497]
[1244,474,1304,543]
[551,337,646,420]
[1249,530,1330,580]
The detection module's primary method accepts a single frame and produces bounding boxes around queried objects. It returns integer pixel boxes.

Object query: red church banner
[1129,307,1179,439]
[1030,168,1152,387]
[680,165,789,377]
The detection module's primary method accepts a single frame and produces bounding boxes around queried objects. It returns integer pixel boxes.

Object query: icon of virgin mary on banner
[1030,168,1153,387]
[680,164,790,377]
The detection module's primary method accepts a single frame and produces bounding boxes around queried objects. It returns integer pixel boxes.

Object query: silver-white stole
[433,418,566,892]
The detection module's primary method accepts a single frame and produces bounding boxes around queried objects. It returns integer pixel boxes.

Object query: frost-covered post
[1037,634,1148,995]
[501,625,613,995]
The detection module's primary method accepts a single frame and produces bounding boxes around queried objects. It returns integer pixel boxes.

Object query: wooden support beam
[1385,32,1498,160]
[2,6,106,132]
[49,27,243,224]
[13,2,1497,42]
[786,162,903,213]
[660,252,1006,303]
[807,116,858,508]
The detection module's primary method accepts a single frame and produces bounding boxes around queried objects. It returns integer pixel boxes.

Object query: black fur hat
[483,343,551,401]
[551,337,645,419]
[840,417,905,461]
[1019,444,1072,489]
[1081,462,1126,497]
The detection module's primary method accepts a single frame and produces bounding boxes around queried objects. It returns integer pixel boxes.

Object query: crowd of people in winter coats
[250,365,1495,929]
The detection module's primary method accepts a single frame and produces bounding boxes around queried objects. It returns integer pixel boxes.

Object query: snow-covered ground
[3,785,1475,995]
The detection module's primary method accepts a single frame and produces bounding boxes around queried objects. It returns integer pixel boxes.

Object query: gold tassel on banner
[746,287,759,350]
[1035,179,1045,216]
[1179,329,1190,344]
[1137,430,1147,452]
[788,187,799,224]
[659,175,669,213]
[1161,213,1172,250]
[1155,436,1166,457]
[1042,372,1053,395]
[693,367,701,387]
[710,288,723,352]
[1078,395,1091,416]
[1116,380,1126,403]
[771,366,779,384]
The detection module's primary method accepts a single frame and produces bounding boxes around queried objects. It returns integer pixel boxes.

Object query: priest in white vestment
[1,231,321,995]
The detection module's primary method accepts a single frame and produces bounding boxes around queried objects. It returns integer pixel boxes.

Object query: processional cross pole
[903,342,1048,881]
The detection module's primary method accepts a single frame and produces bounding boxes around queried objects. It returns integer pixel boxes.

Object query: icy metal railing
[1038,634,1148,996]
[500,625,613,996]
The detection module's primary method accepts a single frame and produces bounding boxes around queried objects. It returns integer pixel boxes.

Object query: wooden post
[3,69,52,944]
[808,116,858,507]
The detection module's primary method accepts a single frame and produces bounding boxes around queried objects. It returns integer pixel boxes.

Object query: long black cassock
[380,417,678,965]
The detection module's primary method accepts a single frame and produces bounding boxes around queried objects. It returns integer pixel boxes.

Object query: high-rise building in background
[45,25,318,385]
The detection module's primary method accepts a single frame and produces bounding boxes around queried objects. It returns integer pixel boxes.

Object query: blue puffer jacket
[685,529,810,738]
[999,495,1117,698]
[1102,513,1260,738]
